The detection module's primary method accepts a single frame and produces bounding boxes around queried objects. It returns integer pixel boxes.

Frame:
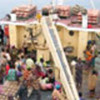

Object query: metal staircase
[41,16,79,100]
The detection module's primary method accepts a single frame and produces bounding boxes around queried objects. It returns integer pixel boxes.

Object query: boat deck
[1,16,100,33]
[57,17,100,29]
[19,90,52,100]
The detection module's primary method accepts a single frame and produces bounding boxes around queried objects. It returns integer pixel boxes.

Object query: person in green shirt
[7,63,17,81]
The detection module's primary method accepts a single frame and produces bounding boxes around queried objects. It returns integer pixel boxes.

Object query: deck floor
[19,90,52,100]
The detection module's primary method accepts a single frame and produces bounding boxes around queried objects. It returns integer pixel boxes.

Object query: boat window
[69,31,74,36]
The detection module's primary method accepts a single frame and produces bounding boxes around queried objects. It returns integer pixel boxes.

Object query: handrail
[49,15,79,100]
[41,16,79,100]
[41,17,73,100]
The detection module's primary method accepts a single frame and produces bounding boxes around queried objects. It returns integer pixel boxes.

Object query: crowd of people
[74,40,99,99]
[0,25,67,100]
[0,24,100,100]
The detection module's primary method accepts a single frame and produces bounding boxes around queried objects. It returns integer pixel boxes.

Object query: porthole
[69,31,74,36]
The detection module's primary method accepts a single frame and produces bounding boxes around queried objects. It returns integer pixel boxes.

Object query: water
[0,0,100,18]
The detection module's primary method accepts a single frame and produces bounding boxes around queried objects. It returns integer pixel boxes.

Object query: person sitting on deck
[47,69,55,84]
[34,64,46,78]
[52,83,66,100]
[40,74,53,91]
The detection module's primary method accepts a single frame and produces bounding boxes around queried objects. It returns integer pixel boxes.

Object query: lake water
[0,0,100,18]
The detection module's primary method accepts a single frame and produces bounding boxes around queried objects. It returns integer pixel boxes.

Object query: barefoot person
[75,58,83,89]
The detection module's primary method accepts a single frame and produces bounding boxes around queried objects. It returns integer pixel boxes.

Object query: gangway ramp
[41,16,79,100]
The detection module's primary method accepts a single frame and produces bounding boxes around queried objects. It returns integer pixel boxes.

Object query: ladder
[41,16,79,100]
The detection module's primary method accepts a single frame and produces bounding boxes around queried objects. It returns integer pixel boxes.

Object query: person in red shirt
[4,25,9,37]
[6,62,10,76]
[4,25,9,45]
[35,65,46,77]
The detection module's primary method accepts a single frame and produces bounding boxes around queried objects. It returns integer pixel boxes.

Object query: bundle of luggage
[88,9,100,24]
[70,5,80,15]
[42,5,70,18]
[11,5,37,19]
[42,5,53,16]
[77,9,100,24]
[55,5,70,18]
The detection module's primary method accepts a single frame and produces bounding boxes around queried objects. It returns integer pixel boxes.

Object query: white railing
[41,16,79,100]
